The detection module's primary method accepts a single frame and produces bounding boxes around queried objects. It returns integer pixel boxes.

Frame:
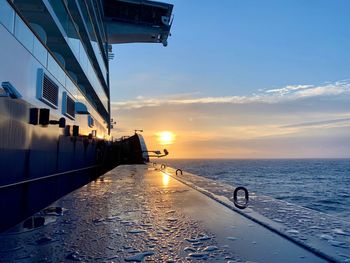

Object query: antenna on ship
[108,44,115,60]
[110,118,116,129]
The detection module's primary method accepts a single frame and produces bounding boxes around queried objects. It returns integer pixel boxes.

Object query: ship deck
[0,165,329,262]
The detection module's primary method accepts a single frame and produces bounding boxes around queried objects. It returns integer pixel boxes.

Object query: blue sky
[109,0,350,158]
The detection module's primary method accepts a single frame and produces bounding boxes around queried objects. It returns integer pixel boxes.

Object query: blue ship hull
[0,93,148,231]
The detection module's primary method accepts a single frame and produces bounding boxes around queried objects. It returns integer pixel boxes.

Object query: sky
[108,0,350,159]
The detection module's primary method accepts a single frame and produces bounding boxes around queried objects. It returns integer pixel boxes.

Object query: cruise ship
[0,0,173,232]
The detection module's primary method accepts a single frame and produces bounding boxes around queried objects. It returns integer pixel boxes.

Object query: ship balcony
[10,0,110,122]
[104,0,174,46]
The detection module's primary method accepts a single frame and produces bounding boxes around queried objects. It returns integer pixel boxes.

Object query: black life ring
[233,186,249,209]
[176,169,183,175]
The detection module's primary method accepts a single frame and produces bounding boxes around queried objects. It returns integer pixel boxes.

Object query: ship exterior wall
[0,0,162,232]
[0,1,108,137]
[0,0,111,231]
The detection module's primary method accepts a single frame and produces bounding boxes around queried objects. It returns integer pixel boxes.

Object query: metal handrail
[0,165,101,190]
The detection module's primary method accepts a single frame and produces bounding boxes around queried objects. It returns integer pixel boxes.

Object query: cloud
[110,80,350,158]
[111,96,257,109]
[281,117,350,128]
[265,84,313,94]
[111,80,350,110]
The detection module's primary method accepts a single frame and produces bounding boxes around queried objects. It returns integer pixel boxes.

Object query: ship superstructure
[0,0,173,231]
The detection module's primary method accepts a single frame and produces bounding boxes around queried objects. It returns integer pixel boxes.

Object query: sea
[162,159,350,221]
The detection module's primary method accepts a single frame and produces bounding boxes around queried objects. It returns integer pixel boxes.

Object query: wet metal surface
[0,165,329,262]
[162,165,350,262]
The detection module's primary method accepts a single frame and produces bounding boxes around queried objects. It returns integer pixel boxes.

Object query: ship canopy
[104,0,173,46]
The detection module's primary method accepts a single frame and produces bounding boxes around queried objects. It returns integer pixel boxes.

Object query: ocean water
[162,159,350,221]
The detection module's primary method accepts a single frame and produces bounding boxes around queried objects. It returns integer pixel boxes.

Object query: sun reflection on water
[162,173,170,187]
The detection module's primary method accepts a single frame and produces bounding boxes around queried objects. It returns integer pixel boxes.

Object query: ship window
[0,1,15,33]
[62,92,75,120]
[14,15,34,52]
[37,69,59,109]
[88,115,94,127]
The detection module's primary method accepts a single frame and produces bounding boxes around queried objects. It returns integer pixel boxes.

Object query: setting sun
[157,131,175,145]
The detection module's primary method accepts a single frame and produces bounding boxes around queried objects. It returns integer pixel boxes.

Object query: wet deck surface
[0,165,328,262]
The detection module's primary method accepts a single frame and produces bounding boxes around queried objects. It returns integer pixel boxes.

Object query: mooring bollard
[176,169,183,175]
[233,186,249,209]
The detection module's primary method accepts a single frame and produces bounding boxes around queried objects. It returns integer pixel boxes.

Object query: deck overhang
[103,0,173,46]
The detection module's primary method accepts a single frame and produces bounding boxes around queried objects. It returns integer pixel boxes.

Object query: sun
[157,131,175,145]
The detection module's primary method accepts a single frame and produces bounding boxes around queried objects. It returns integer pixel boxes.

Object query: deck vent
[88,115,94,127]
[37,69,59,108]
[62,92,75,119]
